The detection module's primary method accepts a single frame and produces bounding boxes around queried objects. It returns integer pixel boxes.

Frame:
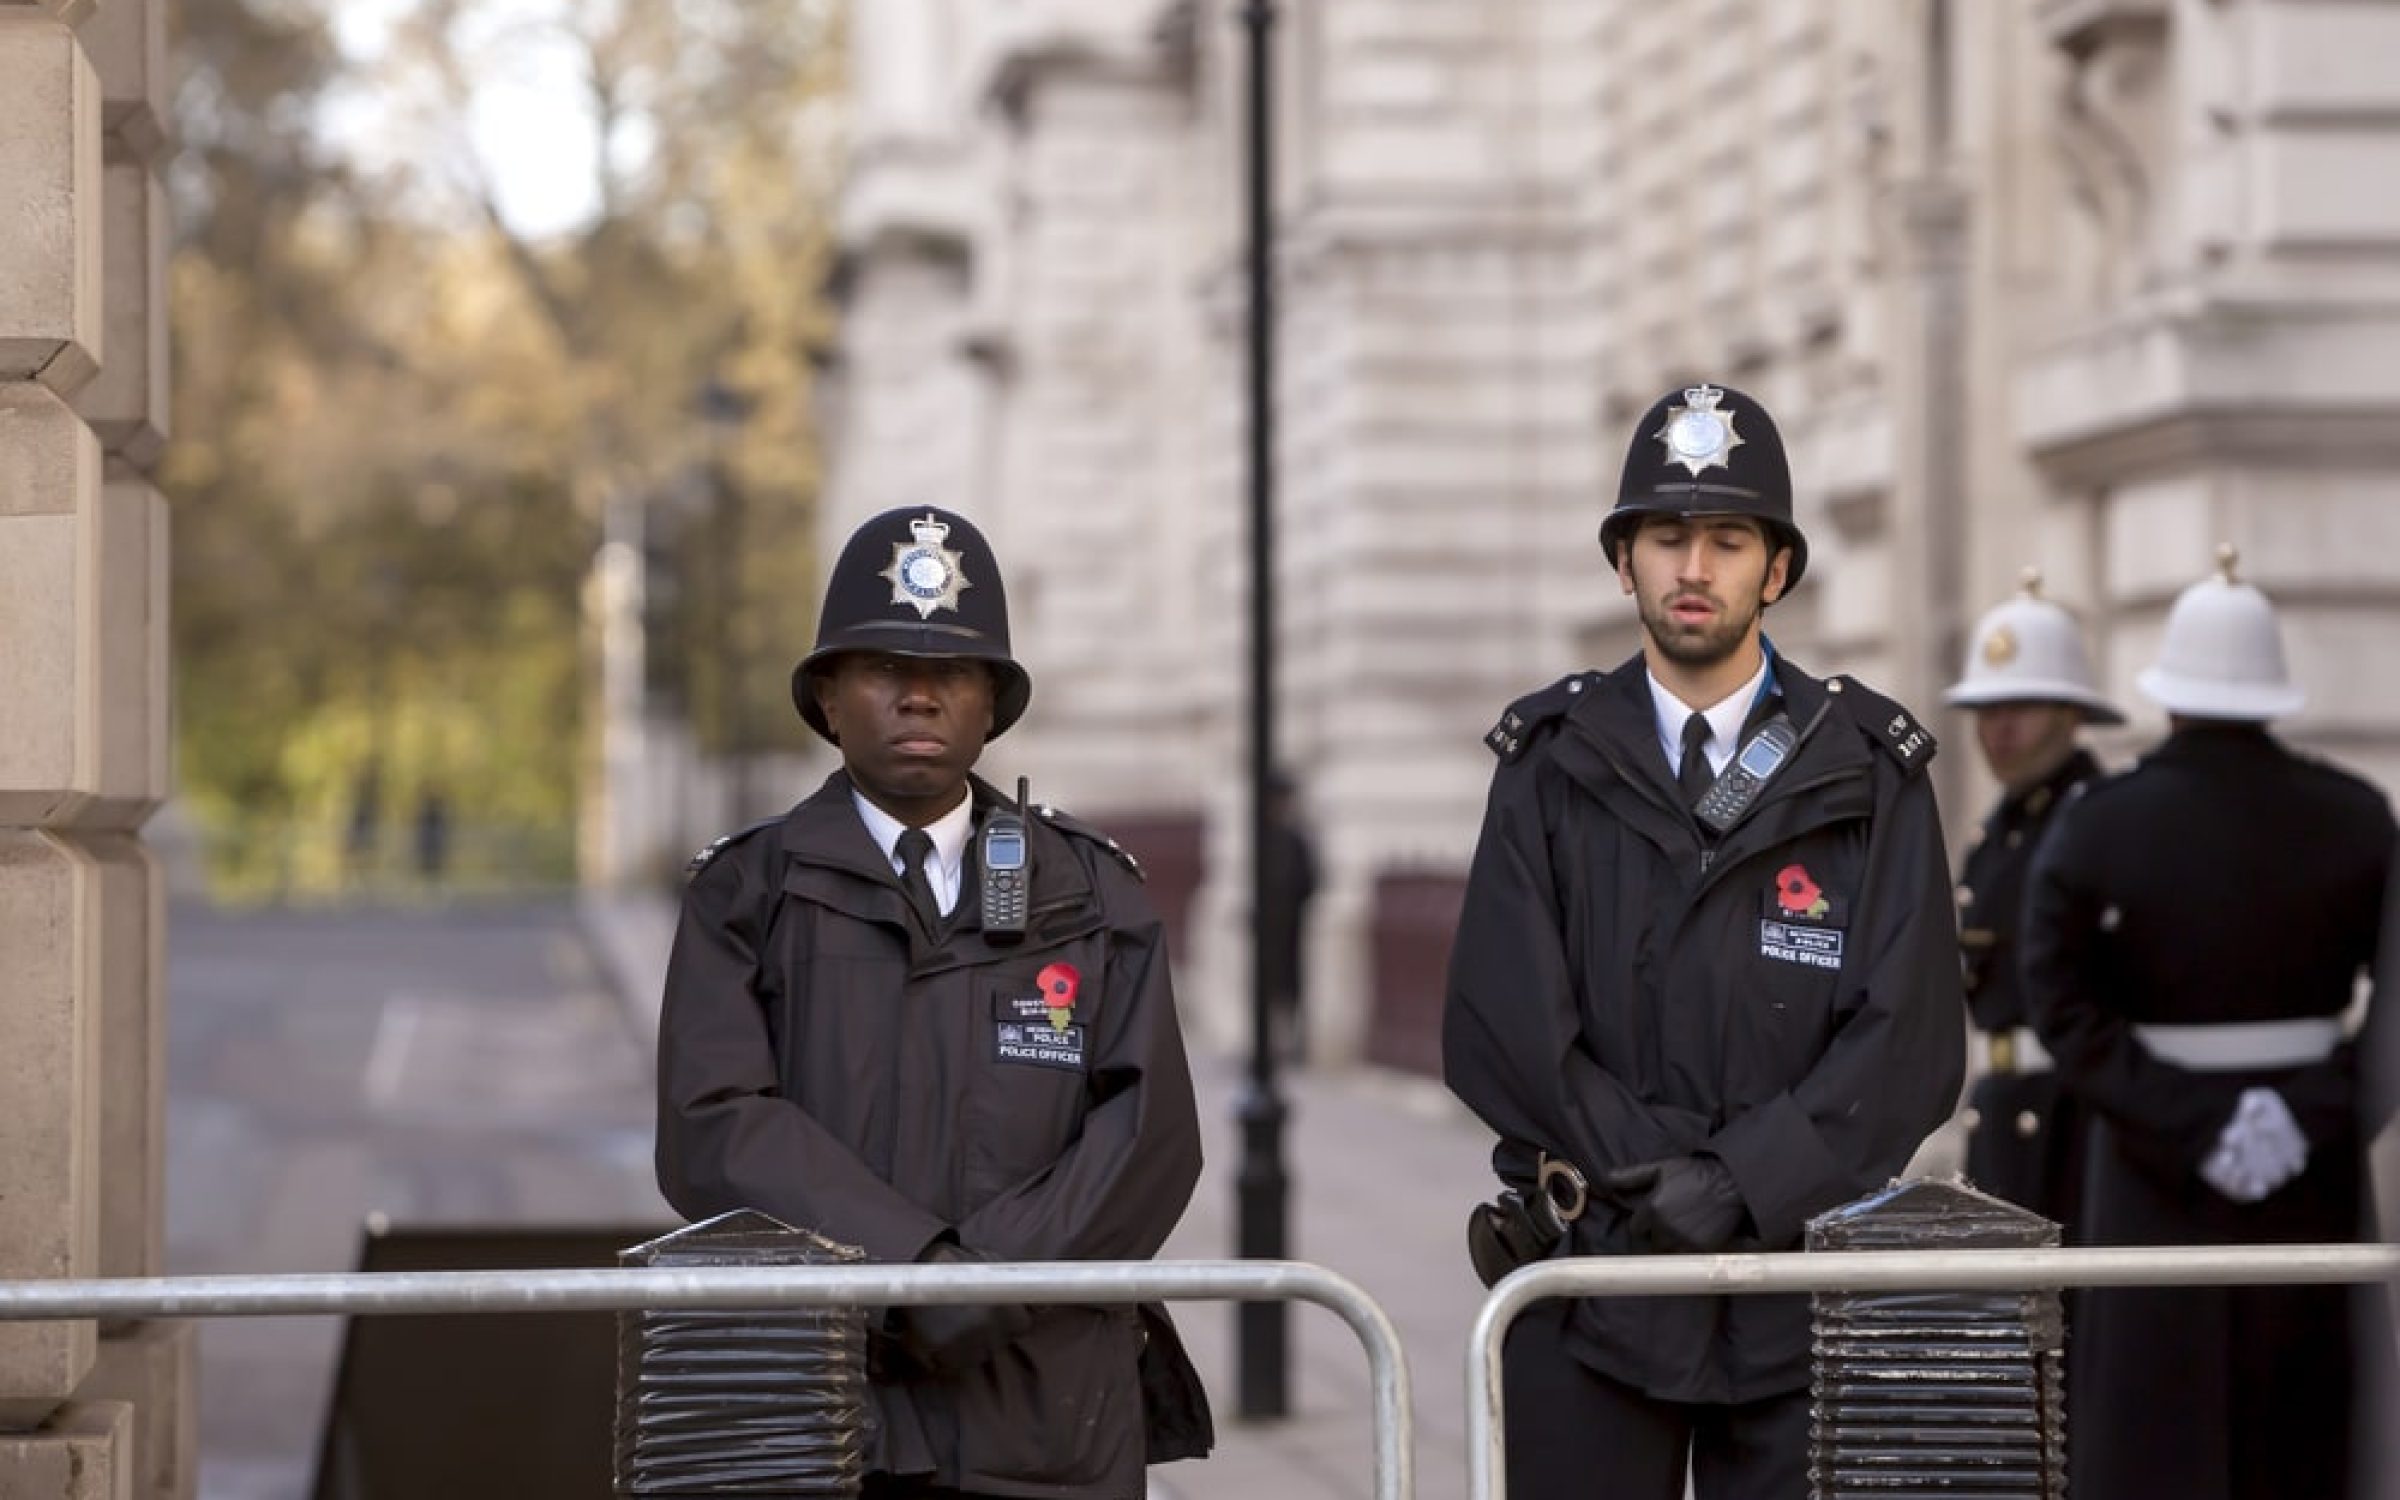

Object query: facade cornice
[2034,0,2167,62]
[974,0,1194,121]
[834,136,979,274]
[2019,305,2400,486]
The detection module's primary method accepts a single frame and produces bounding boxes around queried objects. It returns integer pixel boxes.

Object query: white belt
[2134,1017,2343,1072]
[1981,1026,2053,1075]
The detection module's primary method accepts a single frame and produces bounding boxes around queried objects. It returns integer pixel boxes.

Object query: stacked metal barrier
[1806,1180,2066,1498]
[615,1211,869,1497]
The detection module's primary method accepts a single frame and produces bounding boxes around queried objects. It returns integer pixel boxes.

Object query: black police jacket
[655,772,1211,1497]
[1443,653,1966,1404]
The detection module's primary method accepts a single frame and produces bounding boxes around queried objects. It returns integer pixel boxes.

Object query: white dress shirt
[1646,651,1772,783]
[851,790,974,916]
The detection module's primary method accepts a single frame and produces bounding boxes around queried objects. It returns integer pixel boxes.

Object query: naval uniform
[1956,748,2102,1230]
[2023,724,2395,1500]
[1444,653,1965,1500]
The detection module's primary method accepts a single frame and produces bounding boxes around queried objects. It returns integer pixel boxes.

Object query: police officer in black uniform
[2024,548,2394,1500]
[654,506,1213,1500]
[1942,573,2121,1230]
[1443,382,1966,1500]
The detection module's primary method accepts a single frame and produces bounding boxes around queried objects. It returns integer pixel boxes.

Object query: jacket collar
[774,770,1101,970]
[1554,651,1870,858]
[1566,650,1846,781]
[1989,746,2100,830]
[2150,722,2279,765]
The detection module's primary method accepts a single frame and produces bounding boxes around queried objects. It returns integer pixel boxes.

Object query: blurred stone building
[0,0,190,1494]
[819,0,2400,1067]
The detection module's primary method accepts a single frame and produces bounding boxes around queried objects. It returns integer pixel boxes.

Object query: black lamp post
[1233,0,1290,1421]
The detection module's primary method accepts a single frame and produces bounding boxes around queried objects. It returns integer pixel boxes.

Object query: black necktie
[896,828,941,933]
[1679,711,1716,807]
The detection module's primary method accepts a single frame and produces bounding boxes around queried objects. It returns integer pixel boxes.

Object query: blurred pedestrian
[654,507,1213,1499]
[2024,547,2395,1500]
[1443,380,1965,1500]
[1941,572,2121,1232]
[1259,769,1318,1064]
[345,761,381,883]
[413,787,451,885]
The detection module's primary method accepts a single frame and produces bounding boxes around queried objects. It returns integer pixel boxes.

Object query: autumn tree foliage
[166,0,841,895]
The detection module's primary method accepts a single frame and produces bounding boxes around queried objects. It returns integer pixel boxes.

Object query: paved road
[167,900,671,1500]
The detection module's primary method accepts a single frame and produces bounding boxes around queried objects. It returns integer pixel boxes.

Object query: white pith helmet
[2135,545,2304,721]
[1943,569,2125,725]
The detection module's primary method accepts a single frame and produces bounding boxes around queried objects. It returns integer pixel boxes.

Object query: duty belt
[2135,1017,2343,1071]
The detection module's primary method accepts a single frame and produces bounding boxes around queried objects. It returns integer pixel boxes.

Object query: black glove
[1600,1155,1748,1253]
[892,1240,1033,1375]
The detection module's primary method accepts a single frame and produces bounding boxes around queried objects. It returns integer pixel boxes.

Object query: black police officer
[1444,382,1966,1500]
[2024,549,2394,1500]
[1942,574,2121,1230]
[654,506,1213,1499]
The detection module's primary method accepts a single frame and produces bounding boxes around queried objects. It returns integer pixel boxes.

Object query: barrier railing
[1467,1242,2400,1500]
[0,1257,1414,1500]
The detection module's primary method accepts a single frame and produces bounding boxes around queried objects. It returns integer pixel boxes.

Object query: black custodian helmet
[792,506,1032,743]
[1600,381,1808,594]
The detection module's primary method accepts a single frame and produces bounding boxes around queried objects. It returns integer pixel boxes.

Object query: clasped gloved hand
[893,1239,1033,1375]
[2199,1086,2310,1204]
[1600,1155,1748,1254]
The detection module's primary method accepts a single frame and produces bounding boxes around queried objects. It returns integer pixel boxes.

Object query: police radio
[979,777,1032,942]
[1693,716,1798,834]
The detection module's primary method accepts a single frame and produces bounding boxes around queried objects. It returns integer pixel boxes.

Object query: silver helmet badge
[1653,383,1745,476]
[880,513,973,619]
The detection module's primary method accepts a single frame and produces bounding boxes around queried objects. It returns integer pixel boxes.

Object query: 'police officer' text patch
[995,1021,1087,1071]
[1759,919,1843,970]
[991,991,1088,1071]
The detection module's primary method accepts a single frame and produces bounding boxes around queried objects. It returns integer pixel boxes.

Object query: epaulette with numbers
[1032,803,1146,882]
[1826,676,1938,777]
[1485,672,1602,764]
[684,817,783,878]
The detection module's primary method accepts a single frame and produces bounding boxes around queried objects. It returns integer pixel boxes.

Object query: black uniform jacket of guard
[2023,724,2395,1500]
[655,771,1210,1498]
[1957,748,2102,1228]
[1444,652,1966,1405]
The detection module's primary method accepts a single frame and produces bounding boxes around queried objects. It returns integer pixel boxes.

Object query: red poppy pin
[1036,961,1081,1031]
[1775,864,1830,920]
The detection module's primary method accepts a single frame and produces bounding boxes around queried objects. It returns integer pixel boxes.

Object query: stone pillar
[0,2,187,1495]
[0,1402,135,1500]
[2019,0,2400,794]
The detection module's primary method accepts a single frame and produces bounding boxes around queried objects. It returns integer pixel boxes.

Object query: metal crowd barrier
[1467,1242,2400,1500]
[0,1257,1414,1500]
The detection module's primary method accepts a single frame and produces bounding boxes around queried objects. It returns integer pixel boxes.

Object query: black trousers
[1504,1303,1809,1500]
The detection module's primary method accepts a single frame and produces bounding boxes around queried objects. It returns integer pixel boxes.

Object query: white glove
[2199,1088,2308,1203]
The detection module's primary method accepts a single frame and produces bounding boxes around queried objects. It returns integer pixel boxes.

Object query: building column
[0,1,188,1495]
[2019,0,2400,791]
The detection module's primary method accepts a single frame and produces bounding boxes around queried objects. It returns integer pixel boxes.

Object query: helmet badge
[1653,383,1745,476]
[1981,624,2019,666]
[880,512,973,619]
